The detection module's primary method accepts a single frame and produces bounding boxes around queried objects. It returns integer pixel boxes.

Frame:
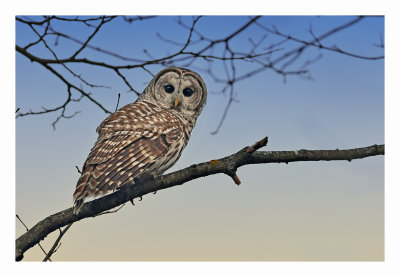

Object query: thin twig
[115,93,121,111]
[75,166,82,174]
[43,223,73,261]
[16,215,29,231]
[96,203,126,216]
[16,15,383,134]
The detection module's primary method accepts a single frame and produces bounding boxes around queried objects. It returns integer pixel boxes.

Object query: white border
[4,1,398,277]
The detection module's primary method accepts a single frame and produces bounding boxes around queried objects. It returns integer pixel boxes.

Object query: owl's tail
[73,164,94,214]
[73,163,111,214]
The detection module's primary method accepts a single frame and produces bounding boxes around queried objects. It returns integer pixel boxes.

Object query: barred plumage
[73,67,207,213]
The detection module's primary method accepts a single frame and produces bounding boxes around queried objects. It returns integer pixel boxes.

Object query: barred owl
[73,67,207,214]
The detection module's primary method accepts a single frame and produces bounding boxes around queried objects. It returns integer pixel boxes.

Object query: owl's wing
[86,100,182,166]
[73,101,183,212]
[75,131,174,196]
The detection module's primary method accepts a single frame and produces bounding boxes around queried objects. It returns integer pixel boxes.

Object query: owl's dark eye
[164,85,174,94]
[183,87,194,97]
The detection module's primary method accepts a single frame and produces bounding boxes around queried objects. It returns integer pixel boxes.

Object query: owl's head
[139,67,207,125]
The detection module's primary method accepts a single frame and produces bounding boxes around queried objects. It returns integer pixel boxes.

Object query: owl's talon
[130,199,135,205]
[139,196,143,201]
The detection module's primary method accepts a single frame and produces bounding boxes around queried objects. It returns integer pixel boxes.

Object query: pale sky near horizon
[15,15,384,262]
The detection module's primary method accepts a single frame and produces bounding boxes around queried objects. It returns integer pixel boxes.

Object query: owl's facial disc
[148,68,207,124]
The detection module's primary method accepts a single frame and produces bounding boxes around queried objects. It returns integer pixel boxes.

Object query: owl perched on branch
[73,67,207,213]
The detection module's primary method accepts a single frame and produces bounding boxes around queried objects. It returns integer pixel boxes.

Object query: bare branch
[15,140,384,261]
[16,16,51,25]
[51,109,81,130]
[254,19,384,61]
[16,215,29,232]
[115,93,121,111]
[75,166,82,174]
[70,16,116,59]
[16,45,112,116]
[16,15,383,134]
[96,203,126,216]
[114,68,141,96]
[122,16,158,23]
[235,16,369,84]
[16,215,52,261]
[43,223,73,262]
[246,136,269,153]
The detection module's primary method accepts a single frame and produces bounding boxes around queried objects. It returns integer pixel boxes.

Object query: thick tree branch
[15,138,384,261]
[16,215,52,261]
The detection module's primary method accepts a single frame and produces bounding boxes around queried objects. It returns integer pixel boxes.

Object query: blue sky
[15,15,384,261]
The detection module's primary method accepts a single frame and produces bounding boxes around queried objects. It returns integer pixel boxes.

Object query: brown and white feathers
[73,67,207,213]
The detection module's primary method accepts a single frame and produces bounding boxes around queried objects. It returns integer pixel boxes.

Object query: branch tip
[246,136,269,153]
[231,174,241,185]
[75,166,82,174]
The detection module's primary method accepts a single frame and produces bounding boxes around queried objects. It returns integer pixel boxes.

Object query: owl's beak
[173,98,181,109]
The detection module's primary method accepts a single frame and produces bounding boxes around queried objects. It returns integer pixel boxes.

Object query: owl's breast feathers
[73,101,191,213]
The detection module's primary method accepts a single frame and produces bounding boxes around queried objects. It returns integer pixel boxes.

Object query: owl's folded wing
[73,125,183,210]
[73,101,185,213]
